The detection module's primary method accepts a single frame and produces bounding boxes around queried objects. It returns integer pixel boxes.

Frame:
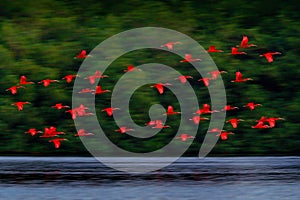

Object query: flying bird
[74,50,91,59]
[124,65,142,72]
[231,71,253,82]
[101,107,120,117]
[207,70,227,80]
[175,75,193,84]
[52,103,70,110]
[93,86,110,95]
[260,52,281,63]
[231,47,247,55]
[244,102,262,110]
[75,129,94,136]
[6,85,24,95]
[161,42,181,50]
[180,54,201,62]
[19,75,34,85]
[189,116,209,124]
[38,79,59,87]
[238,36,256,48]
[49,138,68,149]
[226,118,244,128]
[115,126,134,134]
[207,46,223,52]
[217,131,234,140]
[62,74,78,83]
[176,134,195,141]
[165,105,180,115]
[150,83,172,94]
[12,101,30,111]
[25,128,43,136]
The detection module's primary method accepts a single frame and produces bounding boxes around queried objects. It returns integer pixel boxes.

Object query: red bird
[257,117,285,128]
[217,131,234,140]
[124,65,142,72]
[207,70,227,80]
[78,88,94,94]
[115,126,134,134]
[175,75,193,84]
[6,85,24,95]
[49,138,67,149]
[75,50,91,59]
[222,105,239,111]
[12,101,30,111]
[231,71,253,82]
[101,107,120,117]
[19,75,34,85]
[165,105,180,115]
[151,83,172,94]
[260,52,281,63]
[85,71,108,85]
[66,109,77,120]
[62,74,78,83]
[152,120,170,129]
[226,118,244,128]
[231,47,246,55]
[161,41,181,50]
[207,46,223,52]
[198,77,212,87]
[25,128,43,136]
[38,79,59,87]
[194,104,218,115]
[176,134,195,141]
[52,103,70,110]
[244,102,262,110]
[251,121,270,129]
[180,54,201,62]
[189,116,209,124]
[93,86,110,95]
[75,129,94,136]
[238,36,256,48]
[208,128,224,133]
[40,126,65,138]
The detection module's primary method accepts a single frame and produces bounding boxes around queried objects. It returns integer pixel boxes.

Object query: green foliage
[0,0,299,156]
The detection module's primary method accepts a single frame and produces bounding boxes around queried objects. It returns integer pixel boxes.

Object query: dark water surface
[0,156,299,200]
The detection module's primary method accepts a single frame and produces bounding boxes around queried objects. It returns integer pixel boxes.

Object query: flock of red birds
[6,35,284,149]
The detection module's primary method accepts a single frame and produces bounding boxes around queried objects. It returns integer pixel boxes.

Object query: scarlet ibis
[251,121,270,129]
[12,101,30,111]
[49,138,67,149]
[231,47,246,55]
[180,54,201,62]
[52,103,70,110]
[175,75,193,84]
[238,36,256,48]
[66,109,77,120]
[152,120,170,129]
[62,74,78,83]
[161,41,181,50]
[222,105,239,111]
[75,104,94,117]
[38,79,59,87]
[124,65,142,72]
[25,128,43,136]
[208,128,224,133]
[176,134,195,141]
[145,120,157,126]
[257,117,285,128]
[198,77,212,87]
[78,88,94,94]
[6,85,24,95]
[74,50,91,59]
[19,75,34,85]
[231,71,253,82]
[260,52,281,63]
[194,104,218,114]
[40,126,65,138]
[165,105,180,115]
[75,129,94,136]
[244,102,262,110]
[150,83,172,94]
[189,116,209,124]
[115,126,134,134]
[93,86,110,95]
[217,131,234,140]
[85,71,108,85]
[226,118,244,128]
[207,46,223,52]
[101,107,120,117]
[207,70,227,80]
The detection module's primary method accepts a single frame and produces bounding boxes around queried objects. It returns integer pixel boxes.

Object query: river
[0,156,299,200]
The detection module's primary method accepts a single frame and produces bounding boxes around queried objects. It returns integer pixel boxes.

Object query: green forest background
[0,0,299,156]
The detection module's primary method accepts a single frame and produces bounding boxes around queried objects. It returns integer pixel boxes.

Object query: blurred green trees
[0,0,299,155]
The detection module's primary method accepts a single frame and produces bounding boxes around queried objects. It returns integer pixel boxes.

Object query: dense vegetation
[0,0,299,156]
